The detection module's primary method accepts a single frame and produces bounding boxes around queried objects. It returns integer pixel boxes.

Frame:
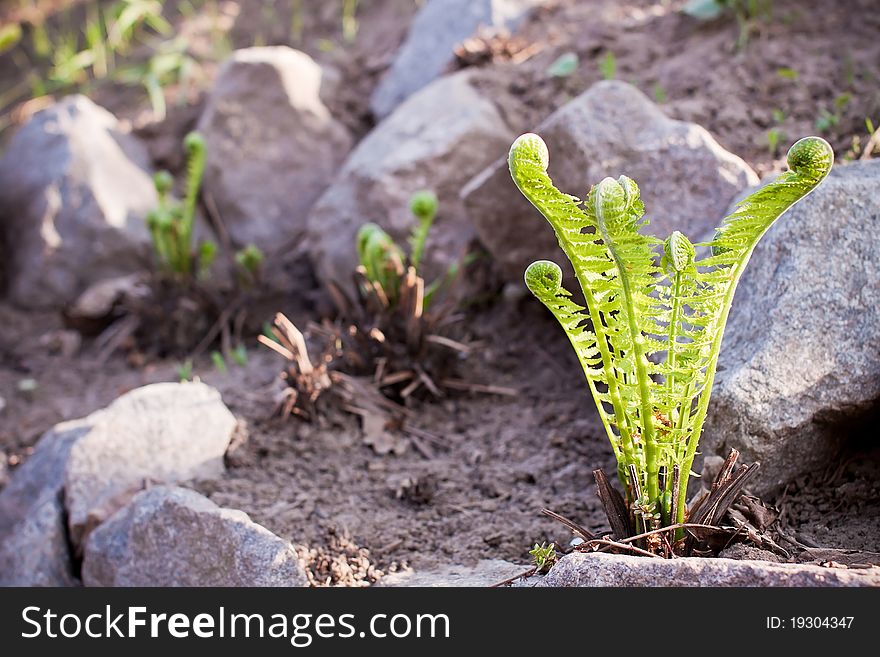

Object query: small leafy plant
[509,132,832,538]
[529,542,557,572]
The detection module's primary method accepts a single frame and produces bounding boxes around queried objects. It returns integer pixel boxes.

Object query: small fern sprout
[153,170,174,205]
[144,131,209,277]
[235,243,264,273]
[661,231,695,275]
[510,131,833,539]
[408,189,438,269]
[197,240,218,280]
[356,222,406,303]
[181,131,206,255]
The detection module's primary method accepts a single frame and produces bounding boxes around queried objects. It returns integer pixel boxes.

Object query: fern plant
[509,132,832,533]
[146,131,214,277]
[355,189,443,311]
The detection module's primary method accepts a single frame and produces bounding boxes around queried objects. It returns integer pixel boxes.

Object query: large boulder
[462,80,758,281]
[307,70,514,290]
[538,552,880,587]
[0,95,156,308]
[0,422,85,586]
[197,47,352,254]
[702,160,880,494]
[62,382,237,548]
[82,486,307,587]
[371,0,546,119]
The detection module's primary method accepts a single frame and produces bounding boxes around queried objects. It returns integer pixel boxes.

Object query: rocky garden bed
[1,0,878,587]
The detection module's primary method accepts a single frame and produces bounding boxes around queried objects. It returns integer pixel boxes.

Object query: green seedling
[529,542,557,572]
[210,350,227,373]
[767,109,786,156]
[815,92,852,133]
[509,132,832,535]
[146,131,214,277]
[235,243,265,283]
[176,359,194,381]
[653,82,667,104]
[547,52,579,78]
[231,345,249,367]
[0,23,23,55]
[766,127,785,155]
[599,51,616,80]
[342,0,360,43]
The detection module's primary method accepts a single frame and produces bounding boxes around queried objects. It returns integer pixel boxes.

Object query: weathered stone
[0,421,86,586]
[197,47,351,254]
[702,160,880,494]
[82,486,307,587]
[463,80,758,281]
[63,382,237,547]
[371,0,545,119]
[0,95,157,308]
[308,70,513,291]
[539,552,880,587]
[379,559,526,587]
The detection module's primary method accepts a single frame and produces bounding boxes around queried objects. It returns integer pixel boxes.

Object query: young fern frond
[510,132,833,531]
[509,134,640,474]
[181,131,206,256]
[356,222,406,303]
[408,190,438,270]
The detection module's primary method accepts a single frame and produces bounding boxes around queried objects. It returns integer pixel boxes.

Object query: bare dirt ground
[1,0,879,585]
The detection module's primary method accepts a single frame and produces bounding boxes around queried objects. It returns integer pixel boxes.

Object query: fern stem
[594,179,660,504]
[666,273,683,401]
[565,284,635,458]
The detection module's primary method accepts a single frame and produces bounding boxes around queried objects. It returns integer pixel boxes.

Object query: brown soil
[1,0,879,585]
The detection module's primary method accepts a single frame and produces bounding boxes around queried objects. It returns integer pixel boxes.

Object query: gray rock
[197,47,351,254]
[463,80,758,281]
[0,95,157,308]
[308,70,513,291]
[702,160,880,494]
[82,486,307,587]
[378,559,527,587]
[0,496,80,587]
[539,552,880,587]
[0,420,87,586]
[371,0,545,119]
[63,382,237,548]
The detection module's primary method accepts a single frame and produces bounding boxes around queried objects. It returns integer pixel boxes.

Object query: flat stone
[539,552,880,587]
